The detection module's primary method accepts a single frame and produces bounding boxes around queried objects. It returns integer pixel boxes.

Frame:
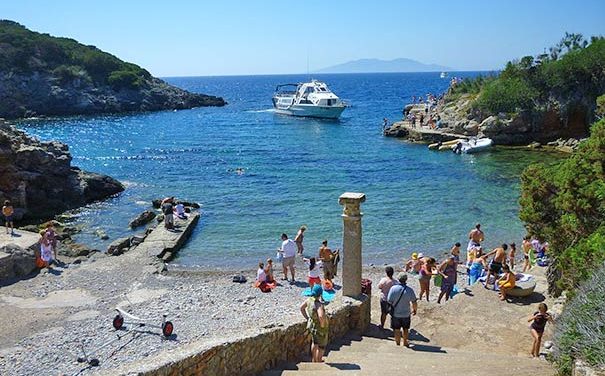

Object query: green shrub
[476,77,538,113]
[107,70,143,90]
[554,265,605,375]
[519,119,605,293]
[52,64,91,85]
[597,94,605,120]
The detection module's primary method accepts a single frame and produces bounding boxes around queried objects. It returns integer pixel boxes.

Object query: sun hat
[418,252,424,258]
[311,284,323,298]
[412,252,418,260]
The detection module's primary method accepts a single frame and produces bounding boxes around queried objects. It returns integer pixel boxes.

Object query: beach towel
[434,274,443,287]
[515,273,533,283]
[301,287,336,302]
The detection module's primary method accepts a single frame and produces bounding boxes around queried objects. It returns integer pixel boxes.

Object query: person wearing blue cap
[300,284,329,362]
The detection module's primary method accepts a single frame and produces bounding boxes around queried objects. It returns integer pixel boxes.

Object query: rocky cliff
[0,121,124,221]
[0,20,225,119]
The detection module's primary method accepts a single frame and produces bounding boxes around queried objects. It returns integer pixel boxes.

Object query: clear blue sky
[2,0,604,76]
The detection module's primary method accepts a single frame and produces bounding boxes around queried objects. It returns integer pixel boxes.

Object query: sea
[16,72,560,269]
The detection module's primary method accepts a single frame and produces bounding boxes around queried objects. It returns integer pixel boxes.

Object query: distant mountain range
[316,58,452,73]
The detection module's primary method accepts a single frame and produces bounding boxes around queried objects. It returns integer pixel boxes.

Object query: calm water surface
[18,73,560,268]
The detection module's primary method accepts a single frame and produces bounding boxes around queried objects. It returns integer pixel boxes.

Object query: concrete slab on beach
[137,212,200,261]
[0,229,40,250]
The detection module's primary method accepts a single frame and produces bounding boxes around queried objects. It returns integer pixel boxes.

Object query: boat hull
[274,104,346,119]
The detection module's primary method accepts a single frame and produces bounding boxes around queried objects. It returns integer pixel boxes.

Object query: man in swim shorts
[319,240,338,282]
[467,223,484,251]
[278,233,297,282]
[484,244,507,289]
[2,200,15,235]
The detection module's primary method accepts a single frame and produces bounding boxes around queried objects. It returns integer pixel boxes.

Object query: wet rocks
[107,237,132,255]
[128,210,156,229]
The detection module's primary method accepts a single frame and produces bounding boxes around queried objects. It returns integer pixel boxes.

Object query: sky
[1,0,604,77]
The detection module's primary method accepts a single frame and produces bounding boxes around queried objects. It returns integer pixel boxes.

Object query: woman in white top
[303,257,323,288]
[256,262,267,283]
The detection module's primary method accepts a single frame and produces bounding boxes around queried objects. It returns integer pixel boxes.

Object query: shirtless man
[483,244,508,289]
[467,223,484,251]
[319,240,339,282]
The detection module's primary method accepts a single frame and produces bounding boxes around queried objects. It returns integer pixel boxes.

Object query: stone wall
[135,295,370,376]
[573,360,605,376]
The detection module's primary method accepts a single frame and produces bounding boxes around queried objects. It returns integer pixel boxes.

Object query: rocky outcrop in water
[0,20,225,119]
[0,122,124,220]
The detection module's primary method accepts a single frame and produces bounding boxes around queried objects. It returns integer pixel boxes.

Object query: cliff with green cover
[438,34,605,145]
[0,20,225,119]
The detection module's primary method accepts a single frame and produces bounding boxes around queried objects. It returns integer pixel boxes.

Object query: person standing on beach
[467,223,484,251]
[45,222,58,261]
[377,266,397,330]
[387,273,418,347]
[278,233,297,282]
[300,284,329,362]
[419,258,436,302]
[450,242,461,264]
[294,226,306,255]
[161,197,174,229]
[483,244,507,289]
[2,200,15,236]
[528,303,554,358]
[437,256,457,304]
[508,242,517,270]
[319,240,338,282]
[522,236,533,272]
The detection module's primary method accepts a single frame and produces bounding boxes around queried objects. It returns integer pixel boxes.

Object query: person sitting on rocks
[2,200,15,236]
[303,256,323,288]
[174,202,188,220]
[300,284,329,362]
[497,264,516,301]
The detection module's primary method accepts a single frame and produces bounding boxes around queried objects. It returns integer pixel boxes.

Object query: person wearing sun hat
[405,252,423,274]
[300,284,329,362]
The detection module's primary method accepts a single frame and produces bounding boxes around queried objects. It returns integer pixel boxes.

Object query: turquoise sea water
[17,73,559,268]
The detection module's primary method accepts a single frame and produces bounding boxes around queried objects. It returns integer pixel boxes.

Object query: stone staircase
[261,325,554,376]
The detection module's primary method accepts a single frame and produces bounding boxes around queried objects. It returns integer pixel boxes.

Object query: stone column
[339,192,366,298]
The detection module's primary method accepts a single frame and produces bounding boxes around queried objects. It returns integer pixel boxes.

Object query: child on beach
[303,257,323,288]
[528,303,554,357]
[522,236,532,272]
[2,200,14,235]
[39,230,54,267]
[509,242,516,270]
[264,258,275,283]
[45,222,58,261]
[497,264,515,301]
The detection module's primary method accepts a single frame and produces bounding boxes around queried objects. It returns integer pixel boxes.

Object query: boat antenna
[306,46,310,81]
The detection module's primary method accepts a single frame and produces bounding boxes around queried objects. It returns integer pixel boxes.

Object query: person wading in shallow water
[295,226,306,255]
[300,284,329,362]
[387,273,418,347]
[467,223,484,251]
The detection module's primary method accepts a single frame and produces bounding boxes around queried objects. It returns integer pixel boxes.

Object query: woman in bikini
[418,258,435,302]
[528,303,554,357]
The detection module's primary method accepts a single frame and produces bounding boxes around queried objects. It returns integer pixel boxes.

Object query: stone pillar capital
[339,192,366,218]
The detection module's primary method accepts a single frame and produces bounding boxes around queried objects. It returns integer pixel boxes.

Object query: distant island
[0,20,225,119]
[316,58,451,73]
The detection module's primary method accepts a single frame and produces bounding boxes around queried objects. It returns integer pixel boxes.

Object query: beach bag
[434,274,443,287]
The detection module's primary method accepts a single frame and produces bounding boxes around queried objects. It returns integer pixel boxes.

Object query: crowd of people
[403,93,444,129]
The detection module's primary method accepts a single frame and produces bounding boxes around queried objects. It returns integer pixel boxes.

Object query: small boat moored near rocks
[452,138,493,154]
[272,80,346,119]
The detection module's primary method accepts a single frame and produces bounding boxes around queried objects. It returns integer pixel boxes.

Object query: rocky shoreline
[384,94,587,152]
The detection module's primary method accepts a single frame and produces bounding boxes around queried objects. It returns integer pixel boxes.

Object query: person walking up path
[300,284,329,362]
[2,200,15,236]
[387,273,418,347]
[277,233,297,282]
[377,266,398,330]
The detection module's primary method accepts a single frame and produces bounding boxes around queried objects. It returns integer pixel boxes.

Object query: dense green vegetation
[519,118,605,374]
[452,33,605,116]
[0,20,151,89]
[554,266,605,374]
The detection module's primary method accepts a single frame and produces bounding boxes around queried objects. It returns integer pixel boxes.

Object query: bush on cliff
[519,118,605,294]
[0,19,150,86]
[554,265,605,375]
[455,33,605,120]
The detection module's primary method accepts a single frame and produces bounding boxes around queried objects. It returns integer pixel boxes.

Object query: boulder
[479,116,500,132]
[128,210,156,229]
[0,244,36,280]
[94,228,109,240]
[528,142,542,149]
[463,120,480,136]
[107,237,131,255]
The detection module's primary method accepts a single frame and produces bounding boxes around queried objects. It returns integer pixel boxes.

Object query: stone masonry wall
[137,295,370,376]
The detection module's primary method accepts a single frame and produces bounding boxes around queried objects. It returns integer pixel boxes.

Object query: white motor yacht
[272,80,346,119]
